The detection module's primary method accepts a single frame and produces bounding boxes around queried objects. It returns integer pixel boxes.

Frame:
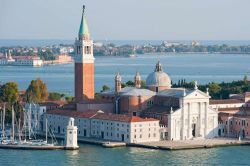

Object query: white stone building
[143,82,219,141]
[43,110,160,143]
[167,86,219,140]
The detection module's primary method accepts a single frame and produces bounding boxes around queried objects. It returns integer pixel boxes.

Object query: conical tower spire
[79,5,90,40]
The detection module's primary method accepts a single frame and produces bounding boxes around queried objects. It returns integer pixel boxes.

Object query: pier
[0,144,64,150]
[128,138,250,150]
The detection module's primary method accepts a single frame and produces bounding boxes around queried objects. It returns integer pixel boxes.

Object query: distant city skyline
[0,0,250,40]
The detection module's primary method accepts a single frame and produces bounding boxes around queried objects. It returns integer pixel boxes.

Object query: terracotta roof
[39,101,68,107]
[93,113,158,123]
[143,106,179,114]
[244,92,250,98]
[78,99,113,104]
[46,110,158,123]
[218,107,241,113]
[46,110,99,118]
[209,99,244,105]
[13,56,41,60]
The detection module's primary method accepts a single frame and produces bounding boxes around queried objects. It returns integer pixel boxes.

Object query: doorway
[192,123,196,137]
[58,126,61,134]
[84,129,87,137]
[121,134,125,141]
[218,129,221,136]
[101,131,104,139]
[242,130,245,138]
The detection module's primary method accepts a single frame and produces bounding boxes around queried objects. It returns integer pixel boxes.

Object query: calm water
[0,144,250,166]
[1,53,250,95]
[1,53,250,165]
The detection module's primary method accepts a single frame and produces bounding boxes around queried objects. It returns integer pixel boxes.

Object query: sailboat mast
[28,104,31,139]
[18,118,21,142]
[45,118,48,143]
[0,109,2,130]
[24,110,26,142]
[12,105,15,142]
[2,103,5,138]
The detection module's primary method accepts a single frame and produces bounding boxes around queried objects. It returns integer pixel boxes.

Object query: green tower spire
[78,5,90,39]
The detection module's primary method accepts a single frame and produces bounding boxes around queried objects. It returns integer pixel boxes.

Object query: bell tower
[115,72,122,93]
[134,71,141,88]
[75,5,95,102]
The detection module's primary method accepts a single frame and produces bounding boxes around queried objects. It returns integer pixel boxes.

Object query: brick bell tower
[75,5,95,102]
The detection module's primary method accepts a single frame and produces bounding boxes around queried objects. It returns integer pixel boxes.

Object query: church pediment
[184,89,210,99]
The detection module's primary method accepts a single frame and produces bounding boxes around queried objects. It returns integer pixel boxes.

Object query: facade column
[181,99,185,140]
[199,102,202,137]
[188,103,191,138]
[204,102,208,137]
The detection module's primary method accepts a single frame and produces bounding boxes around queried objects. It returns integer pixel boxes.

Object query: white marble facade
[168,88,218,140]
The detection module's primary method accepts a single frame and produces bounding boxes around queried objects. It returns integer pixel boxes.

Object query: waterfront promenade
[43,132,250,150]
[130,138,250,150]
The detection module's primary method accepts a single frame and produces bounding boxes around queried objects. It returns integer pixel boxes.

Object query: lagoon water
[0,53,250,96]
[1,53,250,165]
[0,144,250,166]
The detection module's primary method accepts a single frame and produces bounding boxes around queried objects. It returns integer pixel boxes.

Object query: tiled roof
[244,92,250,98]
[120,88,156,97]
[143,106,179,114]
[39,101,68,107]
[157,88,193,98]
[78,99,113,104]
[209,99,244,105]
[101,87,135,95]
[46,110,158,123]
[93,113,158,123]
[13,56,41,60]
[46,110,99,118]
[218,107,241,112]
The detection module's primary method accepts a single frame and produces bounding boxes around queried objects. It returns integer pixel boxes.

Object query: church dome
[146,61,171,88]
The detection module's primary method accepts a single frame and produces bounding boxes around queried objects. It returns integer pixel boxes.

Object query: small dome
[146,61,171,87]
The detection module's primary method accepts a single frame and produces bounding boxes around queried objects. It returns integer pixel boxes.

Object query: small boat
[128,54,136,58]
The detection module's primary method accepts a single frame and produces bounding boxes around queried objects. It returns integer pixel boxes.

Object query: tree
[126,81,134,86]
[101,85,110,92]
[25,78,49,103]
[48,92,62,101]
[243,75,248,85]
[141,80,147,88]
[65,96,74,102]
[0,82,19,104]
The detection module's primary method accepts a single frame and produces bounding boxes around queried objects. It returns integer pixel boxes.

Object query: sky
[0,0,250,40]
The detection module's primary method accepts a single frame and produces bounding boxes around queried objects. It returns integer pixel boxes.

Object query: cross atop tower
[83,5,85,13]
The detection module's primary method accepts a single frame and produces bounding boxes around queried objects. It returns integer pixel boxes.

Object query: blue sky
[0,0,250,40]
